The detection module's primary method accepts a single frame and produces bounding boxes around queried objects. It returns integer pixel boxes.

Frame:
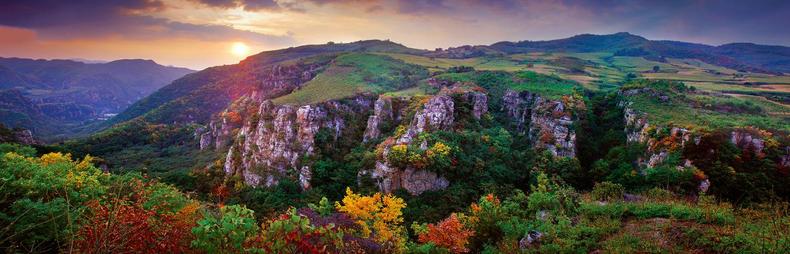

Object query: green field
[623,81,789,132]
[273,50,790,124]
[273,53,429,105]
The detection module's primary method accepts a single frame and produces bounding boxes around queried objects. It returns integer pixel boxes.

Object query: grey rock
[519,230,543,250]
[371,94,458,195]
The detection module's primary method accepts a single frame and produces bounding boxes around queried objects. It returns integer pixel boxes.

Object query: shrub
[645,187,673,201]
[335,188,407,251]
[591,182,625,201]
[417,214,475,253]
[191,205,260,253]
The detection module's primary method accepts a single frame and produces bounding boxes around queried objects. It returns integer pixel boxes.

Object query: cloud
[0,0,788,70]
[0,0,294,44]
[0,0,164,28]
[189,0,283,11]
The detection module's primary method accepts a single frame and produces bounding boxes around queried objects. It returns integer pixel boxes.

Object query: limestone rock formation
[363,97,395,142]
[196,93,263,150]
[622,92,696,169]
[528,97,578,158]
[501,89,579,158]
[462,91,488,119]
[730,130,766,155]
[501,89,535,134]
[222,97,373,189]
[370,94,458,195]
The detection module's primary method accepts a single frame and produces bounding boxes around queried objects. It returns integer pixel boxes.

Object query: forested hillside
[0,58,193,139]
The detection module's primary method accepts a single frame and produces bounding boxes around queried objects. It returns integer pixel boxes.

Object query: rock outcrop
[729,128,790,168]
[528,97,578,158]
[501,90,535,134]
[462,91,489,119]
[621,91,696,169]
[730,129,766,155]
[0,128,39,145]
[501,89,579,158]
[624,106,650,143]
[363,97,396,142]
[197,93,263,150]
[223,97,373,189]
[370,94,457,195]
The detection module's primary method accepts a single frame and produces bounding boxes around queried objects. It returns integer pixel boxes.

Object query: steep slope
[106,40,424,128]
[0,89,57,135]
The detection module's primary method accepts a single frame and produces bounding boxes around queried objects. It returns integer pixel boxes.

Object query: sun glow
[230,42,250,56]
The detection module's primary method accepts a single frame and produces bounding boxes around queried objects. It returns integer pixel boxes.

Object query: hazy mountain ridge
[0,57,194,138]
[489,32,790,73]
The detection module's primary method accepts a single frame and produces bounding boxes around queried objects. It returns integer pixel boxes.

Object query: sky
[0,0,788,70]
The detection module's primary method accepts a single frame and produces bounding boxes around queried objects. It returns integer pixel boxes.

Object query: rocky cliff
[368,94,459,195]
[0,126,38,145]
[502,89,580,158]
[620,88,790,194]
[204,84,585,194]
[197,93,263,150]
[621,88,697,169]
[220,97,373,189]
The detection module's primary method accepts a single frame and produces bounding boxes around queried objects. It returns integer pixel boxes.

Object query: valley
[0,58,194,139]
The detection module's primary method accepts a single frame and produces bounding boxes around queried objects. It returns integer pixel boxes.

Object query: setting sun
[230,42,250,56]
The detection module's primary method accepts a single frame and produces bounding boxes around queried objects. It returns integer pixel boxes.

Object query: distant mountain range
[0,58,194,138]
[487,32,790,74]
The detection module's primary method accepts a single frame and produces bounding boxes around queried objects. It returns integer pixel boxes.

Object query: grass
[275,51,789,126]
[623,81,789,132]
[273,53,428,105]
[508,71,580,99]
[383,83,436,97]
[378,53,525,72]
[432,70,580,100]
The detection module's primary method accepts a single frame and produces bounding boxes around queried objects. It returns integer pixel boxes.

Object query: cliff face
[0,127,38,145]
[369,94,459,195]
[620,88,790,194]
[502,89,580,158]
[621,88,697,169]
[363,97,401,143]
[205,85,582,194]
[729,128,790,168]
[197,93,264,150]
[220,97,373,189]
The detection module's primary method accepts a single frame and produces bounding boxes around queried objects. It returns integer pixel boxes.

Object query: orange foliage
[226,111,243,125]
[417,214,474,253]
[73,179,198,253]
[212,184,230,204]
[74,199,196,253]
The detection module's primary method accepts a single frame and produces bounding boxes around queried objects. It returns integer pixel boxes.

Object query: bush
[191,205,260,253]
[591,182,625,201]
[645,187,673,201]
